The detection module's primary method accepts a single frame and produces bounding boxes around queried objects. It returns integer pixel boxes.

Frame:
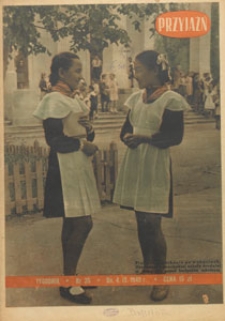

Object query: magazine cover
[0,0,224,320]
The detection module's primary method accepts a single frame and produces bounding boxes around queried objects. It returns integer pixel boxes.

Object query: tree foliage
[3,6,49,74]
[3,5,131,68]
[3,3,169,64]
[3,3,189,75]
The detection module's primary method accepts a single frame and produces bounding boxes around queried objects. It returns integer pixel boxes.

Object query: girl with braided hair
[113,50,190,302]
[34,52,100,305]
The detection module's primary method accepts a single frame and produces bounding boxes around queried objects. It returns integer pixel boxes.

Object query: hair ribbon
[156,54,169,71]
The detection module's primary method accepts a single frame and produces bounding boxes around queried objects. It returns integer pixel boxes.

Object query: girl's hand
[78,115,93,132]
[81,140,98,157]
[123,133,151,149]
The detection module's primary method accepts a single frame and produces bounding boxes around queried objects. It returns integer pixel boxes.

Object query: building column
[103,13,130,89]
[189,3,211,74]
[4,56,17,122]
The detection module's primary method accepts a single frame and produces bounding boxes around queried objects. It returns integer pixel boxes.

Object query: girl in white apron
[34,52,100,304]
[113,50,190,301]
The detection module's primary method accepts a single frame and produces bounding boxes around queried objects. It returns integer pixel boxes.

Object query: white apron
[57,149,101,217]
[204,93,215,110]
[113,90,190,214]
[33,92,101,217]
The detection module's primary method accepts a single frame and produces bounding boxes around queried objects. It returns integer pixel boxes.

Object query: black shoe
[82,286,98,290]
[150,285,169,301]
[59,287,92,304]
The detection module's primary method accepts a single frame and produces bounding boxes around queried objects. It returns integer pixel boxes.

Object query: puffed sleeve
[163,91,191,112]
[35,92,95,153]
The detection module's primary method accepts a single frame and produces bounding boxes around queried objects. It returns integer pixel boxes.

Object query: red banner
[6,273,222,288]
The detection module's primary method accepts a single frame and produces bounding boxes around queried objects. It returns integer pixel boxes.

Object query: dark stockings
[135,211,167,274]
[61,215,93,276]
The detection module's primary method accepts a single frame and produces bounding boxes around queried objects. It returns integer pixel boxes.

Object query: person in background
[108,73,119,113]
[33,52,100,305]
[99,74,110,112]
[39,72,49,100]
[128,57,135,88]
[113,50,190,302]
[77,78,90,109]
[91,55,102,80]
[193,73,204,113]
[203,75,215,118]
[179,74,186,97]
[212,79,220,129]
[198,75,206,114]
[91,78,100,118]
[171,64,182,93]
[89,85,98,121]
[192,73,199,111]
[185,72,194,105]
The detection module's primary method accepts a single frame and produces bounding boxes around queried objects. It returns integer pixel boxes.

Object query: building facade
[4,3,212,125]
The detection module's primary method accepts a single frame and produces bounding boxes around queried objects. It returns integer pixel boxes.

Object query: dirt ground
[4,120,223,309]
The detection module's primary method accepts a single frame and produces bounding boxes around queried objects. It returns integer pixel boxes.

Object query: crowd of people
[170,66,220,125]
[39,72,120,121]
[39,58,220,129]
[75,74,119,120]
[38,54,137,120]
